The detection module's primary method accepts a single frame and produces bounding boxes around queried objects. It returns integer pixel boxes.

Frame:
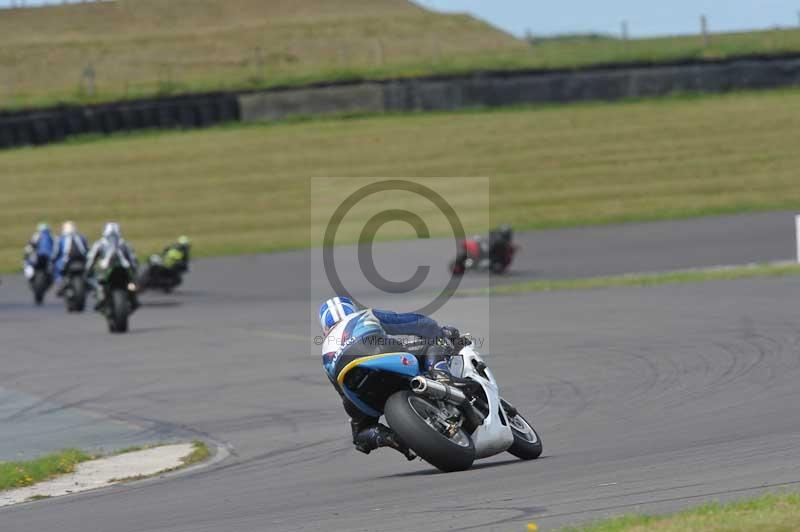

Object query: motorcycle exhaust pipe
[410,376,467,405]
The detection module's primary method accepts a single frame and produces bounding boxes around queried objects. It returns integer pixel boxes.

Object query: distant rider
[161,235,191,274]
[23,223,55,281]
[52,221,89,295]
[452,224,514,275]
[487,223,513,264]
[86,222,140,310]
[319,296,461,459]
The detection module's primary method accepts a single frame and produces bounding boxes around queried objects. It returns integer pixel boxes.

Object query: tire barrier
[0,93,240,149]
[3,53,800,149]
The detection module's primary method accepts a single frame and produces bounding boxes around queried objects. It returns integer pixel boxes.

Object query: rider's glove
[440,326,460,341]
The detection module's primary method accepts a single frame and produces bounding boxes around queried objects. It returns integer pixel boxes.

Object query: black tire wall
[0,93,240,149]
[3,53,800,150]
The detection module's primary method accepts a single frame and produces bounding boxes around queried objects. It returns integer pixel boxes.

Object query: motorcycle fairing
[457,345,515,458]
[338,353,420,417]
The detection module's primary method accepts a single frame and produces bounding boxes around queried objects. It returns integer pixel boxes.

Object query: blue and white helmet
[319,296,357,334]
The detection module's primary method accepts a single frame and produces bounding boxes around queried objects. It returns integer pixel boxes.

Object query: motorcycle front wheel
[504,407,542,460]
[384,391,474,472]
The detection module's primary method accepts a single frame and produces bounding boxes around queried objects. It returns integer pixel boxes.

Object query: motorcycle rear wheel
[107,289,130,333]
[384,391,474,472]
[32,271,48,306]
[66,277,86,313]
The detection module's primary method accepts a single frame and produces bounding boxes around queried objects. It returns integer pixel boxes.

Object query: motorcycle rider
[452,224,514,275]
[319,296,461,459]
[23,223,55,281]
[162,235,191,275]
[85,222,139,311]
[52,221,89,295]
[487,223,513,264]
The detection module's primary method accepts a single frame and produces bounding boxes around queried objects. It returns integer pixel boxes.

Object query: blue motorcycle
[23,252,52,306]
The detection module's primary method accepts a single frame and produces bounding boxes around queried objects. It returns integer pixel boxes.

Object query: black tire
[505,407,542,460]
[109,289,129,333]
[65,291,76,312]
[71,277,86,313]
[32,271,48,306]
[384,391,474,472]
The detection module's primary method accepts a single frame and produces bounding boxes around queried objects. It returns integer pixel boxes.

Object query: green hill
[0,0,523,109]
[3,2,800,111]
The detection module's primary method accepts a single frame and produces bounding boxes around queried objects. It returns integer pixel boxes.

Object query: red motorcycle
[450,235,516,275]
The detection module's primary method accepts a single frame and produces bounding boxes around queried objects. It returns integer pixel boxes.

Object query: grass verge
[483,263,800,295]
[180,440,211,468]
[108,440,212,483]
[557,492,800,531]
[0,441,212,492]
[4,87,800,272]
[0,449,90,491]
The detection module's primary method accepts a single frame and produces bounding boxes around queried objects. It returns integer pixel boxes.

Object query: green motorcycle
[94,246,138,333]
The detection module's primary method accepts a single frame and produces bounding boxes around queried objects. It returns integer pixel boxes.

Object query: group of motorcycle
[22,223,191,334]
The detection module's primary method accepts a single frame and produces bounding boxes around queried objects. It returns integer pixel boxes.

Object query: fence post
[82,63,96,96]
[700,15,710,48]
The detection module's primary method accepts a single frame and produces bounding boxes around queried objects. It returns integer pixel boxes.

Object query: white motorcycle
[333,333,542,472]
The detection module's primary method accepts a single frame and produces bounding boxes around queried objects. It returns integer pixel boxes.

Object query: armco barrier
[240,55,800,122]
[3,54,800,149]
[0,93,239,149]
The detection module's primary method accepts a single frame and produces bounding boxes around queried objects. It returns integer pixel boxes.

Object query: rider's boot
[352,421,416,460]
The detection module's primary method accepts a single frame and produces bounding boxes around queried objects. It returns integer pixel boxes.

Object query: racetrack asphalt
[1,210,800,531]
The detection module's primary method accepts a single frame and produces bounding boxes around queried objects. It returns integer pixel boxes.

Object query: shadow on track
[140,300,183,308]
[377,456,545,478]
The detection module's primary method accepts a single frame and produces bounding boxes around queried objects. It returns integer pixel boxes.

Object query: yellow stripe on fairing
[336,352,409,387]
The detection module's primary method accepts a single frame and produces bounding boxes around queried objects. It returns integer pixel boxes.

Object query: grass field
[480,263,800,295]
[556,492,800,531]
[0,0,522,110]
[3,88,800,272]
[4,0,800,110]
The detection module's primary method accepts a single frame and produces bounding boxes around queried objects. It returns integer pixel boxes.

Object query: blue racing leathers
[23,229,54,280]
[321,308,448,458]
[371,309,443,340]
[51,233,89,281]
